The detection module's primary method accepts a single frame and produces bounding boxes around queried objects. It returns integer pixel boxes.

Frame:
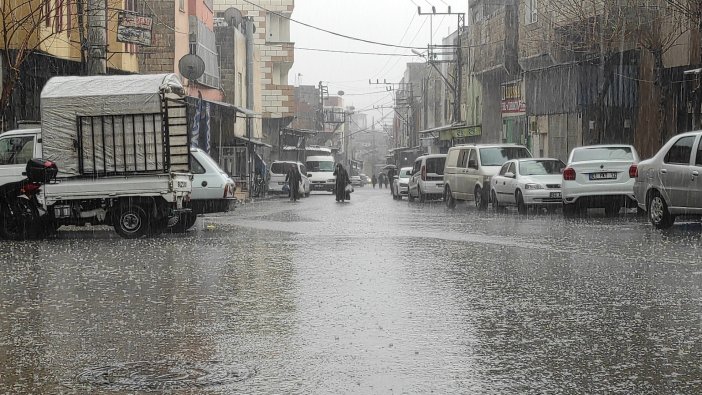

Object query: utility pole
[417,7,465,124]
[87,0,107,74]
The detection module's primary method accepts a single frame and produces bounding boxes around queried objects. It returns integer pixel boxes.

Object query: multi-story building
[213,0,295,158]
[1,0,138,129]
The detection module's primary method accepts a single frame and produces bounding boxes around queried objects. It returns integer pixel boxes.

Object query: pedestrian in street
[285,165,301,202]
[333,163,351,202]
[378,173,385,189]
[387,167,396,194]
[371,174,377,188]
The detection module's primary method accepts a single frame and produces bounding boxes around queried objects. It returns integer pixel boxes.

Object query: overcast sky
[288,0,468,126]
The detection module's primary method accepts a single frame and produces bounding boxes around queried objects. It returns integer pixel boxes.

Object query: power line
[292,46,415,57]
[238,0,435,50]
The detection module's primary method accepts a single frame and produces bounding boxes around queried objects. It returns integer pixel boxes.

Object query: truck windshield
[307,161,334,172]
[0,136,34,166]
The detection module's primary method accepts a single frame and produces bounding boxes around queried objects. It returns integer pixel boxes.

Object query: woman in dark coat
[333,163,350,202]
[285,165,301,202]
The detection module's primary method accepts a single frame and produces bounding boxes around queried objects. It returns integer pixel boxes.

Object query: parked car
[491,158,566,213]
[408,154,447,202]
[360,174,369,185]
[268,161,311,197]
[634,131,702,228]
[562,145,640,216]
[350,175,363,187]
[392,167,413,200]
[443,144,532,209]
[171,148,236,232]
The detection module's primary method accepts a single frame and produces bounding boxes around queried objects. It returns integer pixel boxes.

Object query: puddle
[75,361,255,391]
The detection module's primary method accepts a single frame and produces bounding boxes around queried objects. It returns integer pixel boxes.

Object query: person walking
[285,165,301,202]
[387,167,396,194]
[333,163,351,202]
[371,174,377,188]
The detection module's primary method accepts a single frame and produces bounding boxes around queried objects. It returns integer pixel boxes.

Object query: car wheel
[408,187,415,202]
[169,212,197,233]
[516,190,528,215]
[648,191,675,229]
[445,186,456,209]
[418,185,426,203]
[475,186,488,210]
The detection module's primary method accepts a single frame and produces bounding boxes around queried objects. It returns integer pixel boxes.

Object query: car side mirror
[307,173,312,178]
[505,172,515,179]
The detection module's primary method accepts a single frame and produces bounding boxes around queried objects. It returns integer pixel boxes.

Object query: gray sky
[289,0,467,125]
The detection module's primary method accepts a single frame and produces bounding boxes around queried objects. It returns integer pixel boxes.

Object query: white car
[634,131,702,229]
[408,154,447,202]
[268,161,311,197]
[392,167,413,200]
[350,175,363,187]
[562,145,640,216]
[491,158,565,213]
[171,148,236,232]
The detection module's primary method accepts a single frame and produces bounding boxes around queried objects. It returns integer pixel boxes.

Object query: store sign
[501,80,526,114]
[440,126,482,141]
[117,11,153,46]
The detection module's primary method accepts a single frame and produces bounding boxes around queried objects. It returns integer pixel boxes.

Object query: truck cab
[0,128,42,186]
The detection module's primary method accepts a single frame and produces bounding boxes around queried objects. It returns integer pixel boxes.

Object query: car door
[690,135,702,211]
[0,134,38,186]
[505,162,519,204]
[444,149,459,194]
[465,148,480,200]
[660,135,696,209]
[409,160,421,196]
[493,162,511,204]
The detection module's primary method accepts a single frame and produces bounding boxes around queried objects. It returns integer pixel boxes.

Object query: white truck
[0,74,192,238]
[305,155,336,193]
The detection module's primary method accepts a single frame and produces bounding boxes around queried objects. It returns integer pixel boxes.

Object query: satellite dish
[338,90,345,96]
[178,54,205,81]
[223,7,243,28]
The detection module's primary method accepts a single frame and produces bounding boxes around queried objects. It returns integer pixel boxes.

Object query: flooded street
[2,187,702,394]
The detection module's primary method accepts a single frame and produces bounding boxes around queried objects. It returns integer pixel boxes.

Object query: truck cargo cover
[41,74,185,177]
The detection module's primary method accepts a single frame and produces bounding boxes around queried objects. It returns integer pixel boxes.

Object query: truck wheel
[113,203,150,239]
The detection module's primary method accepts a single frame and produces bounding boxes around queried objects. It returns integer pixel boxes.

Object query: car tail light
[563,167,576,181]
[629,164,638,179]
[421,165,426,181]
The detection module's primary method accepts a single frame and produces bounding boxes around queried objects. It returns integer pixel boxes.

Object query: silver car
[634,131,702,229]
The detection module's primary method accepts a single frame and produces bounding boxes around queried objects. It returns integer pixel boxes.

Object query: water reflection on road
[1,187,702,393]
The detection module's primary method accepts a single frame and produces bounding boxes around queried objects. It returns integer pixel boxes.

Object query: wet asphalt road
[1,186,702,394]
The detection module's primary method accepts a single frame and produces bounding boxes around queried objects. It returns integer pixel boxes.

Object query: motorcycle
[0,159,58,240]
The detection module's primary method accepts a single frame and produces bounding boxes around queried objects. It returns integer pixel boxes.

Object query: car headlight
[524,183,545,190]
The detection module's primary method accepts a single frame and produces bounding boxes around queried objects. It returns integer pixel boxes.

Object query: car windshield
[306,161,335,172]
[571,147,634,162]
[479,147,531,166]
[271,162,294,174]
[401,169,413,177]
[425,158,446,175]
[519,160,565,176]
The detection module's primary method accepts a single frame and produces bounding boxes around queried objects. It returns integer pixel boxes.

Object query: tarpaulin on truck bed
[40,73,185,177]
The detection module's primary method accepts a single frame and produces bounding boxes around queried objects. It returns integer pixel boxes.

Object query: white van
[408,154,447,202]
[443,144,532,209]
[306,155,336,193]
[268,161,311,196]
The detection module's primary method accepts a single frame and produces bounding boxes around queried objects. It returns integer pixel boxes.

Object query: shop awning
[234,135,272,148]
[205,99,259,117]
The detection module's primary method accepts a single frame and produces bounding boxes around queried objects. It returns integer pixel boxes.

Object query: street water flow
[1,187,702,393]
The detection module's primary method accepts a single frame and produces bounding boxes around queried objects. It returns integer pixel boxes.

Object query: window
[665,136,695,165]
[425,158,446,175]
[507,162,516,175]
[468,149,479,169]
[525,0,537,24]
[499,162,510,176]
[191,155,206,174]
[0,136,35,165]
[458,149,469,168]
[413,160,421,175]
[299,164,307,175]
[447,149,459,167]
[572,147,634,162]
[696,138,702,166]
[479,147,531,167]
[520,160,566,176]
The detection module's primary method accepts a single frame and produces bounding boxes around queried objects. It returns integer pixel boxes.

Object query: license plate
[278,182,285,185]
[589,172,617,180]
[550,192,561,198]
